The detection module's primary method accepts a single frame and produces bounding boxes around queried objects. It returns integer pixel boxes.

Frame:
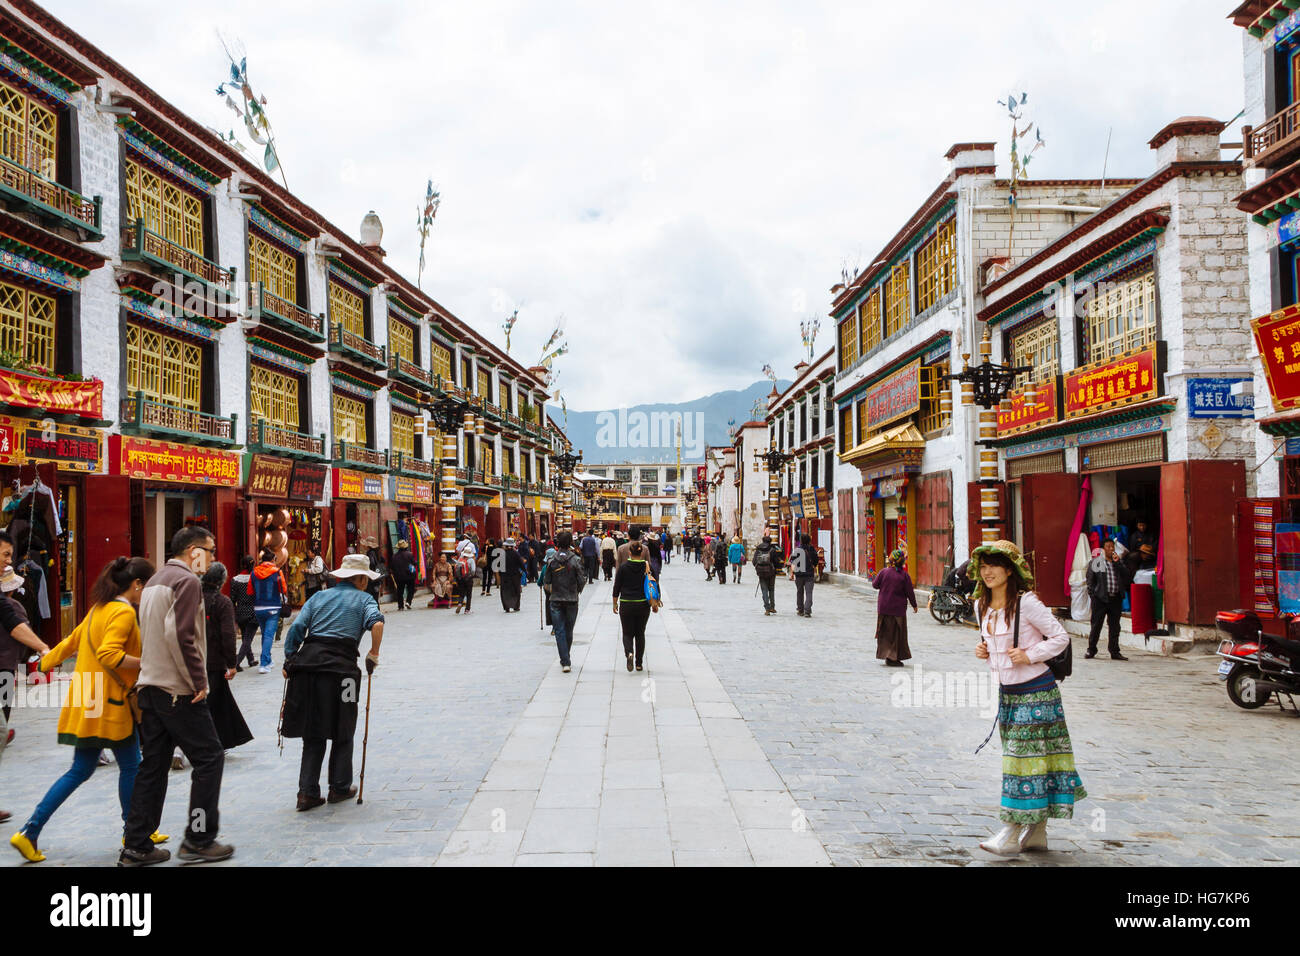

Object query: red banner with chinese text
[997,378,1060,436]
[1253,305,1300,410]
[110,435,241,486]
[1063,344,1160,420]
[0,370,102,419]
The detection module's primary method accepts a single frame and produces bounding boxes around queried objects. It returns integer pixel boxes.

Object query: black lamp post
[428,393,470,556]
[940,357,1032,409]
[754,447,794,539]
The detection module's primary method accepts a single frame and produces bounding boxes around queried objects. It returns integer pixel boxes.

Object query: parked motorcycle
[929,584,975,626]
[1214,609,1300,713]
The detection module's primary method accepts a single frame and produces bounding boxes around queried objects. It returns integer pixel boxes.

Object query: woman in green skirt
[971,540,1086,857]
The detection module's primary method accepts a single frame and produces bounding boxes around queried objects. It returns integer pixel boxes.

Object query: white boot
[1019,820,1048,851]
[978,823,1025,856]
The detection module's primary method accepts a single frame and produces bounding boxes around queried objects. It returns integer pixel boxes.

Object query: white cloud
[47,0,1244,407]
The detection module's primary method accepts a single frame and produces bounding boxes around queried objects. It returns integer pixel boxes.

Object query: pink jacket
[979,592,1070,686]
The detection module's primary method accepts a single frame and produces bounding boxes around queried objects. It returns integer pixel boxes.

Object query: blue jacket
[728,542,745,563]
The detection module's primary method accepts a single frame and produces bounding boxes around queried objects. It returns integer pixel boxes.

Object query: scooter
[929,584,975,626]
[1214,609,1300,713]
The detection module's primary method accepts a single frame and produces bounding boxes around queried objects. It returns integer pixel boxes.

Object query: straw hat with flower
[967,539,1034,600]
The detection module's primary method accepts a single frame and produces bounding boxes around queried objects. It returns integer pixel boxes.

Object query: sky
[46,0,1246,409]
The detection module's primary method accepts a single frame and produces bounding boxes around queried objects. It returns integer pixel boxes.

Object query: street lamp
[939,328,1033,543]
[754,446,795,540]
[429,392,470,556]
[552,445,582,534]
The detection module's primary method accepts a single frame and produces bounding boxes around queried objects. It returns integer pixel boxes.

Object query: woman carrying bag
[612,542,659,672]
[9,557,167,863]
[970,540,1086,857]
[872,549,916,667]
[201,563,253,752]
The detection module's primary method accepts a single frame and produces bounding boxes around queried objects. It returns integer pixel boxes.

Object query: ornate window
[840,405,853,453]
[481,442,494,477]
[124,158,203,255]
[918,360,952,434]
[498,381,511,413]
[430,340,452,384]
[477,367,490,398]
[328,281,366,338]
[885,261,911,338]
[839,313,859,369]
[391,410,415,458]
[332,393,367,445]
[248,364,300,431]
[248,233,297,303]
[917,219,957,313]
[0,280,55,371]
[0,80,56,177]
[388,317,415,363]
[1008,318,1059,389]
[856,398,869,445]
[1082,271,1157,364]
[126,323,201,410]
[859,290,881,355]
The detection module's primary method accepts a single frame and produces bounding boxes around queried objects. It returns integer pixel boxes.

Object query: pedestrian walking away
[281,553,384,812]
[496,539,524,612]
[612,542,657,672]
[540,531,585,673]
[873,549,917,666]
[390,540,418,610]
[119,525,234,866]
[480,539,495,595]
[970,539,1086,857]
[1085,540,1131,660]
[200,563,253,752]
[728,536,745,583]
[11,557,158,863]
[600,531,616,580]
[230,556,258,670]
[580,531,599,584]
[753,535,779,615]
[249,548,287,674]
[790,533,816,616]
[453,534,477,614]
[712,536,728,585]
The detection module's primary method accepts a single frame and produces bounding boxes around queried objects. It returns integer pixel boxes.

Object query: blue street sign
[1186,378,1253,419]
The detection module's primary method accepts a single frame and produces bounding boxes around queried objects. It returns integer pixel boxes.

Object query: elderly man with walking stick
[280,553,384,812]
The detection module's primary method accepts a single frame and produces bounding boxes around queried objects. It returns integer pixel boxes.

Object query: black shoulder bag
[1013,597,1072,682]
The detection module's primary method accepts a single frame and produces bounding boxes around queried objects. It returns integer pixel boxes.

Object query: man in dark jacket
[789,533,817,617]
[390,540,417,611]
[282,553,384,811]
[579,531,599,584]
[541,531,586,673]
[1085,540,1131,661]
[753,535,779,615]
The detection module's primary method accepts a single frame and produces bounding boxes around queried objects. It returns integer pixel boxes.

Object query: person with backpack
[200,563,252,751]
[788,533,816,616]
[970,539,1086,857]
[540,531,586,673]
[390,540,418,611]
[453,534,477,615]
[230,556,257,671]
[753,535,779,615]
[249,549,287,675]
[872,549,917,667]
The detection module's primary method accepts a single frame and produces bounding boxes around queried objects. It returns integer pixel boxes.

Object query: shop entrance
[143,489,210,564]
[1085,466,1160,549]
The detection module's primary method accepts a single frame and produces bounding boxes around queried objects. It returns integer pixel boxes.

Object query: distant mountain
[557,380,791,464]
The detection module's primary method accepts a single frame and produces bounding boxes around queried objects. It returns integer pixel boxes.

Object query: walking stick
[357,668,372,805]
[276,675,288,756]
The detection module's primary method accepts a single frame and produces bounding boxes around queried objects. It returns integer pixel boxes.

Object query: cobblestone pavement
[673,559,1300,866]
[4,555,1298,867]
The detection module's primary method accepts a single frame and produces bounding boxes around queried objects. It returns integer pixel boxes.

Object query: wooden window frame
[430,340,452,384]
[917,219,957,313]
[391,409,416,458]
[388,315,416,364]
[0,78,57,178]
[328,281,368,339]
[125,322,202,411]
[124,156,204,255]
[1081,271,1157,365]
[839,313,859,370]
[248,363,302,432]
[248,231,298,304]
[858,289,881,355]
[885,261,911,338]
[333,392,368,445]
[1008,318,1060,390]
[0,280,55,372]
[918,360,951,434]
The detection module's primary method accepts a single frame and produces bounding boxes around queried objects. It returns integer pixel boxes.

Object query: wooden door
[1021,472,1081,607]
[838,489,855,574]
[84,475,133,611]
[1162,460,1246,626]
[916,471,952,587]
[856,487,872,577]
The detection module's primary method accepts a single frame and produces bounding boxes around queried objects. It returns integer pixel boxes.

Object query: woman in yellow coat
[9,557,163,862]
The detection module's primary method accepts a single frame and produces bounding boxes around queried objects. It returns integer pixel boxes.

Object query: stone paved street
[3,555,1299,866]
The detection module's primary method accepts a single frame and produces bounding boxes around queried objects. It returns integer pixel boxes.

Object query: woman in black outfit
[712,537,728,586]
[498,539,524,612]
[481,538,496,595]
[230,555,258,670]
[612,542,656,672]
[201,563,253,750]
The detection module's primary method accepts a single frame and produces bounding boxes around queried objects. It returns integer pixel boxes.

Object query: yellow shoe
[10,831,45,863]
[121,831,169,846]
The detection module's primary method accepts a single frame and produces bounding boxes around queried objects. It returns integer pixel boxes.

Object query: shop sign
[1278,209,1300,248]
[110,435,240,486]
[288,461,328,501]
[997,379,1060,436]
[1063,343,1160,420]
[0,415,102,472]
[866,359,921,431]
[791,495,804,519]
[1253,304,1300,410]
[800,487,820,519]
[245,454,293,498]
[466,494,493,509]
[0,369,103,420]
[874,478,901,499]
[778,496,791,520]
[1186,377,1254,419]
[537,497,553,512]
[332,467,384,500]
[391,476,434,504]
[815,487,831,513]
[308,507,323,552]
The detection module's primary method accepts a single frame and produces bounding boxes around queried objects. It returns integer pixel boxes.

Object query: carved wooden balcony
[332,441,389,472]
[248,418,327,460]
[328,325,387,371]
[1245,105,1300,170]
[121,220,234,294]
[389,353,433,391]
[249,284,325,342]
[0,156,101,238]
[121,392,238,447]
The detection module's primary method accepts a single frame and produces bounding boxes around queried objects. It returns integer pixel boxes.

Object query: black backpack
[752,547,773,572]
[1013,597,1072,681]
[544,552,578,595]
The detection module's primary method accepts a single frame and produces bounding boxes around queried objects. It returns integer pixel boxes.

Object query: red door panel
[1160,462,1190,625]
[1184,459,1246,625]
[1021,472,1081,608]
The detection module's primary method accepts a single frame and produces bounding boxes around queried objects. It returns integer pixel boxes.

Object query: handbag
[1013,597,1071,682]
[86,606,142,724]
[643,571,661,604]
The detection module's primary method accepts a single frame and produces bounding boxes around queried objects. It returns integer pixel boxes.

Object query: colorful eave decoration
[0,40,78,103]
[1250,189,1300,226]
[118,118,223,187]
[1245,0,1300,37]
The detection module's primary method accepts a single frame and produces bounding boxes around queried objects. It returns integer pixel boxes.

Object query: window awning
[838,421,926,469]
